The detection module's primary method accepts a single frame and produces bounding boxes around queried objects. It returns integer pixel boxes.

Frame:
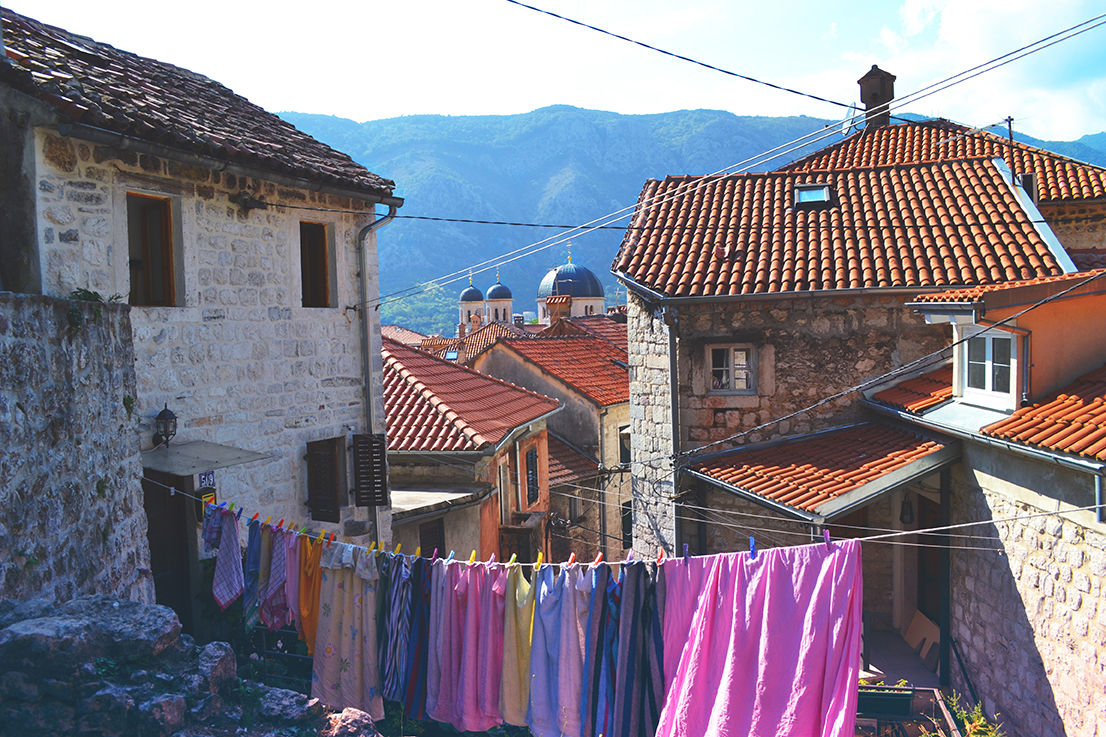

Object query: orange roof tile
[871,364,954,413]
[382,338,559,453]
[782,119,1106,204]
[547,435,600,486]
[1070,249,1106,271]
[912,270,1106,303]
[499,336,629,407]
[983,365,1106,460]
[537,316,628,351]
[419,322,532,361]
[382,325,427,346]
[693,423,951,513]
[614,159,1064,299]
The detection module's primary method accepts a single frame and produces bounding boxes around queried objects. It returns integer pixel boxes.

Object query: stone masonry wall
[1040,201,1106,252]
[0,293,154,604]
[950,445,1106,737]
[33,129,388,540]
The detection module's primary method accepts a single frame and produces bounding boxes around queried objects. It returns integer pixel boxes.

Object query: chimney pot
[858,65,896,129]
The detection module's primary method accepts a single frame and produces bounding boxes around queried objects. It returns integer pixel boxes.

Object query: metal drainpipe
[356,205,397,545]
[599,406,609,557]
[1097,475,1105,524]
[663,305,680,552]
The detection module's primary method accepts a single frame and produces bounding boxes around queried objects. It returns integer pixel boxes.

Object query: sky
[7,0,1105,141]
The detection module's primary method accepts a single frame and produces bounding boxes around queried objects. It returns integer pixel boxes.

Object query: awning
[141,440,271,476]
[686,422,960,524]
[390,485,493,523]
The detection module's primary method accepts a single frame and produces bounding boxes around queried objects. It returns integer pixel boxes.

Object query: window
[962,331,1015,409]
[444,350,459,361]
[127,194,175,306]
[352,433,387,507]
[419,518,444,556]
[526,448,539,505]
[306,437,346,523]
[794,183,832,209]
[300,222,331,307]
[709,345,756,393]
[619,426,631,465]
[499,463,511,524]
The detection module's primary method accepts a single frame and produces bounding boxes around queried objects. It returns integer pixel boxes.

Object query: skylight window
[794,184,832,208]
[444,350,459,361]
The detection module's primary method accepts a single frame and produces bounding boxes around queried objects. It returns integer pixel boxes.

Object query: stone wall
[0,293,154,604]
[32,128,389,540]
[1041,201,1106,252]
[950,444,1106,737]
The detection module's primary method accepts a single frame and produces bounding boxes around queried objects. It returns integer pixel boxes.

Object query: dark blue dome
[487,282,512,300]
[537,262,604,299]
[459,285,483,302]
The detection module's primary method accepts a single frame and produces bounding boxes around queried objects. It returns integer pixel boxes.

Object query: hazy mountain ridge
[280,107,1105,336]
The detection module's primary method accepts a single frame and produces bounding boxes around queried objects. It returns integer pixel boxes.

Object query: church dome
[487,281,512,300]
[537,262,604,300]
[459,284,483,303]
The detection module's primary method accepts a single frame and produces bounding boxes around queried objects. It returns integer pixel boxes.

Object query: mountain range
[280,107,1106,337]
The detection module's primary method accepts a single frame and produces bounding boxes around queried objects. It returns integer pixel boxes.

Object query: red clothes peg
[591,552,604,567]
[656,546,665,564]
[567,553,577,566]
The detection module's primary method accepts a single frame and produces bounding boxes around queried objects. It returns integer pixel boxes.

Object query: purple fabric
[211,511,243,611]
[259,527,289,630]
[656,540,864,737]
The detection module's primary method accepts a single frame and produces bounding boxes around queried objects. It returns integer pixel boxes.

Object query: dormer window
[794,184,832,209]
[956,326,1017,411]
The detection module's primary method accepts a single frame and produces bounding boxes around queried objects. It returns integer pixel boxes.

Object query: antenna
[840,104,861,137]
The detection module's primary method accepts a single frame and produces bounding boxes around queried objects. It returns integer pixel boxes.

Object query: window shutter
[353,433,388,507]
[306,438,343,523]
[526,448,539,505]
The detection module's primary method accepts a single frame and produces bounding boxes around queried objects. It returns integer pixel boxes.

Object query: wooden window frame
[300,221,332,308]
[127,193,176,307]
[526,447,539,506]
[306,437,346,523]
[707,343,757,395]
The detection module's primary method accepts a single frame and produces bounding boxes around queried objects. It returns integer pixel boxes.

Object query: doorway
[142,470,195,634]
[916,495,941,622]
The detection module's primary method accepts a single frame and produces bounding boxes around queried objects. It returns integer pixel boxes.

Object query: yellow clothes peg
[535,551,544,571]
[415,546,421,558]
[263,516,271,526]
[394,543,402,555]
[366,541,376,553]
[468,550,477,564]
[315,530,325,545]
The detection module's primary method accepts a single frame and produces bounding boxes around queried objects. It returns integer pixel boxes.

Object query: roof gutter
[684,468,823,524]
[490,405,563,456]
[56,121,404,208]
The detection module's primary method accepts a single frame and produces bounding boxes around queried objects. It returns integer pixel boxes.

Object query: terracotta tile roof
[1065,249,1106,272]
[420,322,532,361]
[382,338,559,453]
[537,316,628,351]
[782,119,1106,203]
[871,364,954,413]
[547,434,600,487]
[692,423,950,513]
[983,365,1106,460]
[614,159,1064,298]
[381,325,427,346]
[912,269,1106,303]
[1,8,396,200]
[500,336,630,407]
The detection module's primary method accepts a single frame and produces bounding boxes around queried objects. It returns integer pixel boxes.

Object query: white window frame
[706,344,757,395]
[957,326,1017,411]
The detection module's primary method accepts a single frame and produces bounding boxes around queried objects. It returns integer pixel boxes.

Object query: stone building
[470,329,631,561]
[612,67,1106,734]
[382,338,561,562]
[1,9,401,630]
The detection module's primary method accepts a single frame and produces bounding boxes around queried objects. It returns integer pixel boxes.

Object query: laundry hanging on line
[202,503,863,737]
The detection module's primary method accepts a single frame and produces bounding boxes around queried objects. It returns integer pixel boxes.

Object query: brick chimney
[457,322,467,339]
[546,294,572,323]
[858,65,896,129]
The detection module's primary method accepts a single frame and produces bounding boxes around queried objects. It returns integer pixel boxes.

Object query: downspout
[599,406,610,557]
[514,439,522,522]
[1098,475,1105,524]
[664,305,681,552]
[357,204,397,545]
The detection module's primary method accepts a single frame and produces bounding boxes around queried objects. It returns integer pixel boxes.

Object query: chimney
[1019,172,1039,205]
[457,322,467,339]
[546,294,572,323]
[513,314,524,327]
[858,65,896,129]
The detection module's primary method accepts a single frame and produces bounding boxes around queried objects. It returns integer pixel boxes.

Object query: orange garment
[297,535,324,655]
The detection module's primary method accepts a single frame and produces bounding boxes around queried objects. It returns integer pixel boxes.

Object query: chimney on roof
[546,295,572,323]
[514,314,524,327]
[858,65,896,129]
[457,322,467,339]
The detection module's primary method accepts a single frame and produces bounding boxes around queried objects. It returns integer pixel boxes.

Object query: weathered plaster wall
[1042,201,1106,252]
[950,444,1106,737]
[0,294,154,604]
[32,129,388,541]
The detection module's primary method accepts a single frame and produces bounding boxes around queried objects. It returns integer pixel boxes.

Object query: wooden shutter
[526,447,539,505]
[418,518,444,556]
[353,433,388,507]
[306,438,342,523]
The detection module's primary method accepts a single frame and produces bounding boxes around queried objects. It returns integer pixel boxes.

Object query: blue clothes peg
[749,536,757,560]
[683,543,690,562]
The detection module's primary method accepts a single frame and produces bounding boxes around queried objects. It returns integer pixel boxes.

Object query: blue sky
[9,0,1105,141]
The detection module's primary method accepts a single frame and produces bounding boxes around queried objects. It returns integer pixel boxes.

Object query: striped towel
[212,511,244,610]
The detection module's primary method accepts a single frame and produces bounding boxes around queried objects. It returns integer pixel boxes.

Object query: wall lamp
[153,403,177,447]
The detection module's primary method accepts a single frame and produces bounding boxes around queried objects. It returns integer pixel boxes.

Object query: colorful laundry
[210,508,243,611]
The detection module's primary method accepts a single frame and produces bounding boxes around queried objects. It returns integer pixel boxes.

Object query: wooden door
[917,495,941,622]
[143,471,194,633]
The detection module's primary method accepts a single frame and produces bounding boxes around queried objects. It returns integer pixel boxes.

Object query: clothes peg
[507,553,518,565]
[277,519,284,529]
[683,543,689,562]
[823,529,832,550]
[566,553,577,566]
[236,508,244,520]
[415,547,421,558]
[263,516,271,527]
[327,531,336,547]
[656,547,666,565]
[228,502,235,511]
[394,543,402,555]
[535,552,544,571]
[169,486,176,497]
[432,548,439,560]
[489,553,497,563]
[625,549,634,563]
[468,550,477,564]
[446,550,455,563]
[749,537,757,560]
[591,552,603,567]
[251,513,260,522]
[316,530,325,544]
[300,524,308,534]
